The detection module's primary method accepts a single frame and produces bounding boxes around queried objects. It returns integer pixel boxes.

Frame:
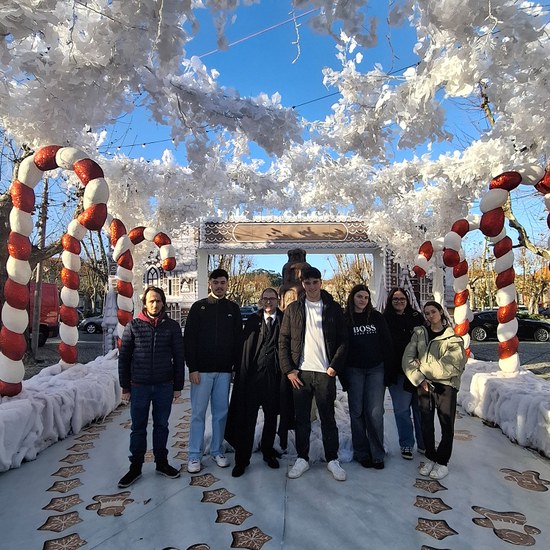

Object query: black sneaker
[156,462,180,479]
[118,464,142,488]
[401,447,414,460]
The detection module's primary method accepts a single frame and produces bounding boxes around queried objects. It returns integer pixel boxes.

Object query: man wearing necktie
[225,288,285,477]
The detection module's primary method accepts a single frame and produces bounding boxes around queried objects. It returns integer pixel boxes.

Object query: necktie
[266,316,273,335]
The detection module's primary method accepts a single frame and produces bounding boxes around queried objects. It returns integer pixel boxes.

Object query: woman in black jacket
[383,287,425,460]
[345,284,392,469]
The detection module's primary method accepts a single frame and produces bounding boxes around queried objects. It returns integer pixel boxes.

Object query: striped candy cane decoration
[1,146,108,396]
[412,165,548,374]
[105,217,176,341]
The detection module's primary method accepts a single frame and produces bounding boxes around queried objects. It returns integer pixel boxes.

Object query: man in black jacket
[184,269,242,473]
[279,267,348,481]
[225,288,285,477]
[118,286,185,488]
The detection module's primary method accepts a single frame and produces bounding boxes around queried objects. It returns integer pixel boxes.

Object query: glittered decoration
[230,527,272,549]
[416,518,458,540]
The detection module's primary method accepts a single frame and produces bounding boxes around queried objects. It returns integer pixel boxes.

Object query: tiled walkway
[1,388,549,549]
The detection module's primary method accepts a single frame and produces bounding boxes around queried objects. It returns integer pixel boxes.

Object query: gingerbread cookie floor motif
[0,370,549,549]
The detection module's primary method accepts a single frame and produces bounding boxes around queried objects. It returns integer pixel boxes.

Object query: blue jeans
[389,374,424,449]
[347,364,385,463]
[129,383,173,464]
[189,372,231,460]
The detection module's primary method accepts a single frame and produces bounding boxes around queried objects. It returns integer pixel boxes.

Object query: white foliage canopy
[1,0,549,263]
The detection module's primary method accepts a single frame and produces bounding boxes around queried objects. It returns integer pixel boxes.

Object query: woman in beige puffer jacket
[402,301,466,481]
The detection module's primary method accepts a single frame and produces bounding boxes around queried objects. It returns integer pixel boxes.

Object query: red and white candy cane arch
[1,145,108,396]
[413,166,550,374]
[106,215,176,342]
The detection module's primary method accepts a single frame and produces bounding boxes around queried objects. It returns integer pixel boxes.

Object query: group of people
[117,266,467,488]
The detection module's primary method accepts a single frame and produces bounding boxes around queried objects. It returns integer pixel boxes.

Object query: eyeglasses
[262,297,277,302]
[392,298,407,302]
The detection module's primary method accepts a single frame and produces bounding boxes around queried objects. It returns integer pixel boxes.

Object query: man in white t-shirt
[279,267,349,481]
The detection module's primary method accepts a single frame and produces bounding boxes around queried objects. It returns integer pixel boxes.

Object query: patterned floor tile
[52,466,85,478]
[190,473,219,487]
[43,533,87,549]
[86,492,134,516]
[47,479,83,493]
[201,488,235,504]
[38,511,82,533]
[43,495,83,512]
[500,469,550,491]
[230,526,272,549]
[60,453,89,464]
[67,442,94,452]
[414,478,448,493]
[216,505,253,525]
[414,496,452,514]
[416,518,458,540]
[472,506,542,545]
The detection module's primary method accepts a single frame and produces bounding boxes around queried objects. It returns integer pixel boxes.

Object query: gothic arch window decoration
[146,266,161,287]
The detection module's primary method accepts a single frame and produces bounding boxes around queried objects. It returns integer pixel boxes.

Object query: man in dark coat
[118,286,184,488]
[279,267,349,481]
[226,288,285,477]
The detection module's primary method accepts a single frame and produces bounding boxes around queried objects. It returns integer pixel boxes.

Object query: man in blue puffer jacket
[118,286,185,488]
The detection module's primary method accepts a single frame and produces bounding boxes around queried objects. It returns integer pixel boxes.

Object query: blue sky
[98,3,529,278]
[98,4,422,276]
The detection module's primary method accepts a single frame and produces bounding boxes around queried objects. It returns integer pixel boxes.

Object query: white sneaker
[212,455,229,468]
[419,460,436,476]
[429,464,449,480]
[187,459,201,473]
[288,458,310,479]
[327,459,346,481]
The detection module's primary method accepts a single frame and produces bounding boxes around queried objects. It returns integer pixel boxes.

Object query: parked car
[240,306,258,323]
[78,315,104,334]
[28,282,60,347]
[539,307,550,318]
[469,310,550,342]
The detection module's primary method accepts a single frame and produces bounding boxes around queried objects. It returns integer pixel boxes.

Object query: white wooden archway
[197,219,386,306]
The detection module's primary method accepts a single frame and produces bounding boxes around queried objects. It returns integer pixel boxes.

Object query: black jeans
[235,378,279,466]
[293,371,339,462]
[417,383,457,466]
